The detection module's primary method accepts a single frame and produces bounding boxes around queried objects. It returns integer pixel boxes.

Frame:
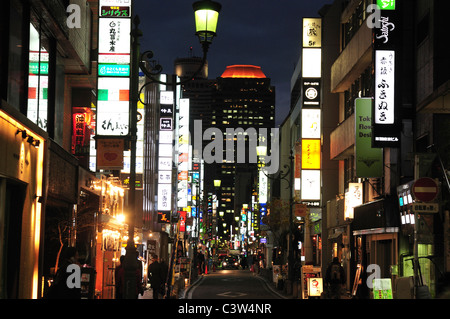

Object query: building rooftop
[220,65,267,78]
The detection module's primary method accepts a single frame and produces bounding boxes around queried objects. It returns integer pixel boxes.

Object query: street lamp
[260,149,296,284]
[123,0,221,299]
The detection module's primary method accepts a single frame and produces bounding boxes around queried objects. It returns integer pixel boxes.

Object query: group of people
[115,252,168,299]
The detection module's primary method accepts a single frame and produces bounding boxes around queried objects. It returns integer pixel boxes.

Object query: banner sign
[372,6,400,148]
[355,98,383,178]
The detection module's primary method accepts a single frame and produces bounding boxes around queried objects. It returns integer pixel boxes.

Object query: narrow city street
[186,269,286,300]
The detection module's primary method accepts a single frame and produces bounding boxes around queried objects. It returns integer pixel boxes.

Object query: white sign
[96,76,130,136]
[345,183,363,219]
[98,18,131,63]
[158,184,172,211]
[302,109,321,139]
[301,170,321,200]
[374,50,395,124]
[259,170,268,204]
[302,48,321,78]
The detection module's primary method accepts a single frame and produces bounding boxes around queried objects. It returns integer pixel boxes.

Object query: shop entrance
[0,179,26,298]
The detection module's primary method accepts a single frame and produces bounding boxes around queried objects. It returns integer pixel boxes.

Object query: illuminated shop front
[0,105,46,299]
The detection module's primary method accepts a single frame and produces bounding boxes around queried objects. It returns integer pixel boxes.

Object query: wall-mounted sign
[301,170,321,200]
[377,0,395,10]
[302,109,321,139]
[158,89,174,215]
[302,18,322,48]
[355,98,383,177]
[98,18,131,64]
[372,7,399,148]
[301,139,321,169]
[302,49,321,78]
[98,64,130,77]
[96,138,124,170]
[302,79,321,107]
[345,183,363,219]
[96,77,129,136]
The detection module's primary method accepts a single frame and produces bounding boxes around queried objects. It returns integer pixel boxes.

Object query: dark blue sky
[134,0,333,126]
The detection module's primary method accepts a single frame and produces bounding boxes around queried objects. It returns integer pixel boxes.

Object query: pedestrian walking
[115,255,125,299]
[46,246,81,299]
[325,257,346,299]
[148,254,165,299]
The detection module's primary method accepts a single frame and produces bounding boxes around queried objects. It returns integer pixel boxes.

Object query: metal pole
[288,150,294,282]
[123,15,142,299]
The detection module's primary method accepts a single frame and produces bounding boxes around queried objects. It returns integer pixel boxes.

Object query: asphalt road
[186,269,286,299]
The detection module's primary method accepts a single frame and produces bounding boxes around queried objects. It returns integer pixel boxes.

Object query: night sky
[134,0,333,126]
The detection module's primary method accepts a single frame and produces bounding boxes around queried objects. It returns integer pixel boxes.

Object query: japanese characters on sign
[157,91,174,219]
[301,18,322,203]
[372,6,399,148]
[375,50,395,124]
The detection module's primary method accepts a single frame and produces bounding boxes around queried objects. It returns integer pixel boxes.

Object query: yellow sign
[302,139,321,169]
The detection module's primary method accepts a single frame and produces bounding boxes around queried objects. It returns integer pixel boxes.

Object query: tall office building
[209,65,275,242]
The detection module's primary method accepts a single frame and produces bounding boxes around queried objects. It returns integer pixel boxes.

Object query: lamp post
[259,147,296,284]
[123,0,221,299]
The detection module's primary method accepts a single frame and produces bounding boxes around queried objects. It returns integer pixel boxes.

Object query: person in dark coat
[148,254,165,299]
[115,255,125,299]
[47,247,81,299]
[325,257,346,299]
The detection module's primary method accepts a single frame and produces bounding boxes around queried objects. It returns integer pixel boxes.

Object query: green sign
[372,279,393,299]
[377,0,395,10]
[355,98,383,178]
[98,64,130,77]
[29,62,49,75]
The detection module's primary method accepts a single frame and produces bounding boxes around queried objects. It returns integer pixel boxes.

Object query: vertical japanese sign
[301,18,322,202]
[97,0,131,138]
[177,98,190,208]
[372,4,399,148]
[158,91,174,221]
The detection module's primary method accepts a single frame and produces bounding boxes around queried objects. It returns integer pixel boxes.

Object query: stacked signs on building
[372,0,399,148]
[177,98,190,225]
[300,18,322,204]
[96,0,132,170]
[158,91,174,223]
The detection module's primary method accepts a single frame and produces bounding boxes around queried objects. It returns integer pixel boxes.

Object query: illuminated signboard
[259,170,268,204]
[98,64,130,77]
[96,77,129,136]
[300,18,322,205]
[372,6,399,148]
[374,50,395,124]
[301,139,321,169]
[344,183,363,219]
[98,18,131,64]
[157,89,174,217]
[302,79,321,107]
[177,98,190,208]
[302,49,321,78]
[377,0,395,10]
[301,170,321,200]
[303,18,321,48]
[302,109,321,139]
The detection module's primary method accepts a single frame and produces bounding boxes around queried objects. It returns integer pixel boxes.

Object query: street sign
[412,178,438,202]
[411,202,439,214]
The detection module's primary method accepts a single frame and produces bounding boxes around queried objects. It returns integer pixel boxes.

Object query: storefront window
[6,0,27,110]
[27,23,49,131]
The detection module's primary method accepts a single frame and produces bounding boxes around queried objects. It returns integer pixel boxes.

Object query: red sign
[413,178,438,202]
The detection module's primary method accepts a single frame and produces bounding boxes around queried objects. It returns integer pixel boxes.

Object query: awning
[352,196,400,233]
[328,228,345,239]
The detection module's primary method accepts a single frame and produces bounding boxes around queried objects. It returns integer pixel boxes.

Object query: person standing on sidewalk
[148,254,164,299]
[325,257,346,299]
